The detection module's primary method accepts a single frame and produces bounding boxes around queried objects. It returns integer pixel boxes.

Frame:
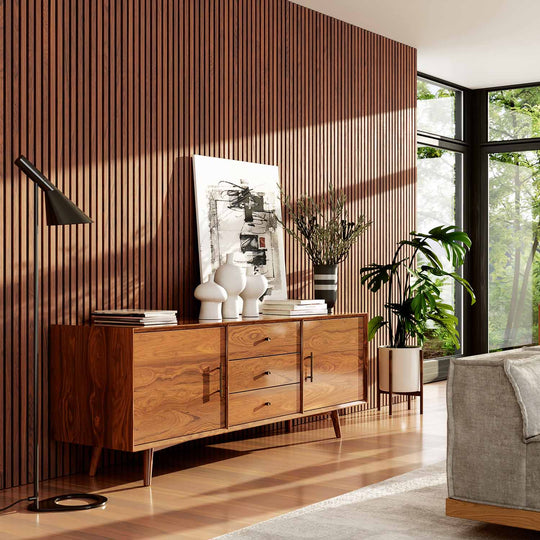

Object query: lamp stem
[33,182,40,509]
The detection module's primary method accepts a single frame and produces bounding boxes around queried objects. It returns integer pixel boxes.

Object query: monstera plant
[360,225,475,401]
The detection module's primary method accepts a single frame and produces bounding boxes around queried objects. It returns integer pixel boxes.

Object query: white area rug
[215,461,539,539]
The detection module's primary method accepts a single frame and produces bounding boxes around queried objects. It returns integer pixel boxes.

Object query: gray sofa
[447,346,540,512]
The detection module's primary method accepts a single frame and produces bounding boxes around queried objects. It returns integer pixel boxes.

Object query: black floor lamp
[13,155,107,512]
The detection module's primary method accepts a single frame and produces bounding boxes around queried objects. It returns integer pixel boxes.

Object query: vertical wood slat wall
[0,0,416,490]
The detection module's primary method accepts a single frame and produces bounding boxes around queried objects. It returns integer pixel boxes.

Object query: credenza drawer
[227,322,300,360]
[228,354,300,393]
[228,384,300,425]
[133,327,222,363]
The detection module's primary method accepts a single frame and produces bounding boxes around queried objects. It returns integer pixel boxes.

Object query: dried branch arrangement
[279,185,372,265]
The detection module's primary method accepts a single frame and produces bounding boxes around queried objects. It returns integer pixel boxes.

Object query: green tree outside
[418,82,540,354]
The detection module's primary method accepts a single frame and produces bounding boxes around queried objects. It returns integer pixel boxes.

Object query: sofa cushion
[505,355,540,442]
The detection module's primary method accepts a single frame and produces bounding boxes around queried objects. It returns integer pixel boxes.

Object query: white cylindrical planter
[214,253,247,320]
[378,346,421,393]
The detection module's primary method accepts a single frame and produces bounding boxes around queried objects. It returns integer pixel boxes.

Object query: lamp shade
[14,155,93,226]
[44,189,93,226]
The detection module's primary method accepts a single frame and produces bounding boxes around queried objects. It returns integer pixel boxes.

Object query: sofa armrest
[447,356,526,507]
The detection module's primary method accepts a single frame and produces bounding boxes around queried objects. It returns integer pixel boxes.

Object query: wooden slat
[0,0,416,490]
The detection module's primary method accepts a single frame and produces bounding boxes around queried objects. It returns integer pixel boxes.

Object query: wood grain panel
[303,318,364,410]
[49,326,134,452]
[227,322,300,360]
[133,328,225,445]
[302,317,361,353]
[1,0,416,489]
[133,328,223,364]
[303,349,363,411]
[228,354,300,393]
[228,384,301,426]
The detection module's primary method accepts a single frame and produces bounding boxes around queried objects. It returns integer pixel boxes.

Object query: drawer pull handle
[219,365,223,397]
[264,370,272,375]
[264,401,272,406]
[306,352,314,382]
[264,336,272,341]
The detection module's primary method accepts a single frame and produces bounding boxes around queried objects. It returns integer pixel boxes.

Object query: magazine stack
[91,309,178,326]
[261,299,327,317]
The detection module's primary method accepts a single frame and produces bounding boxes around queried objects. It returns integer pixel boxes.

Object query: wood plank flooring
[0,382,446,539]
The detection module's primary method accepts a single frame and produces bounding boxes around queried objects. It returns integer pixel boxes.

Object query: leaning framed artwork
[192,155,288,300]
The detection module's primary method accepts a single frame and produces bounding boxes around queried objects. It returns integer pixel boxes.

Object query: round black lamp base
[28,493,107,512]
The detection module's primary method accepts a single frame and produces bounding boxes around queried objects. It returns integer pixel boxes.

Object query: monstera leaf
[360,225,475,348]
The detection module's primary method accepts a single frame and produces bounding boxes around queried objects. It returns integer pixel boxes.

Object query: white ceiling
[290,0,540,89]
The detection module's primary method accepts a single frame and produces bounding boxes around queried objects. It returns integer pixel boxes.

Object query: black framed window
[418,76,463,140]
[417,76,540,357]
[487,148,540,349]
[488,85,540,142]
[456,81,540,355]
[416,75,467,361]
[480,84,540,351]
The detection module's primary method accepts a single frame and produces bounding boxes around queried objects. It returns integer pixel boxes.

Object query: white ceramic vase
[214,253,246,320]
[240,267,268,318]
[194,273,228,321]
[378,346,421,393]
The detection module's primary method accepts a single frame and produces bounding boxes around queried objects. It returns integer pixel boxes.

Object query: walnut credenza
[50,314,367,485]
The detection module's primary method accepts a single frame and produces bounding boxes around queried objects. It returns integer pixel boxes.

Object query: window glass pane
[417,79,460,138]
[489,86,540,141]
[488,151,540,350]
[417,146,461,358]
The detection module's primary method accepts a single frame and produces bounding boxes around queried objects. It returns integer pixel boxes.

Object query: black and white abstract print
[193,155,287,300]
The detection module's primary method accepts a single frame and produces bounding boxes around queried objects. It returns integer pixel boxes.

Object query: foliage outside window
[488,87,540,350]
[417,79,460,139]
[417,146,460,358]
[488,150,540,350]
[489,86,540,141]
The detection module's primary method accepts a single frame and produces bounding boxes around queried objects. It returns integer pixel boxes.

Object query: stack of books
[261,299,328,317]
[91,309,178,326]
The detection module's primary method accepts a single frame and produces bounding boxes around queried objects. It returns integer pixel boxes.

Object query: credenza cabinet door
[133,328,225,445]
[303,318,363,411]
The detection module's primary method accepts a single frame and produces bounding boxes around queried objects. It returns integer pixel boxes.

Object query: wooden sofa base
[90,409,343,486]
[446,498,540,531]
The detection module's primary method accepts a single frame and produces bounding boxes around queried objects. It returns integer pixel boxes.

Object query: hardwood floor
[0,382,446,539]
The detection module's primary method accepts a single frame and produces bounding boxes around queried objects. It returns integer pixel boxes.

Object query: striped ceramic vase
[313,264,338,313]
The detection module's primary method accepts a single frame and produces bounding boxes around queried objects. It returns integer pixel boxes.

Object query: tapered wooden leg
[330,410,342,438]
[389,350,393,416]
[407,395,411,410]
[143,448,154,487]
[89,446,102,477]
[286,419,293,433]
